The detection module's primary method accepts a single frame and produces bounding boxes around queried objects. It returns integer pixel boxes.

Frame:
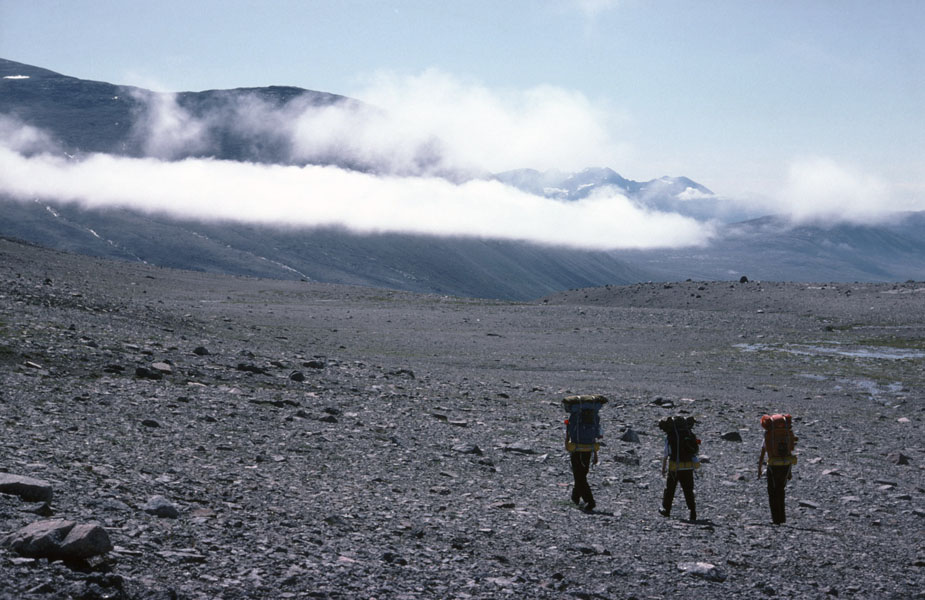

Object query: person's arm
[661,438,668,476]
[757,445,766,479]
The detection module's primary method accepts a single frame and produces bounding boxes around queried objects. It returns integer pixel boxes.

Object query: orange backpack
[761,413,797,465]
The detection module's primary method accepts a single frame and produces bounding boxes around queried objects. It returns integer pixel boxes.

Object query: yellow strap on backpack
[566,441,599,452]
[768,456,797,466]
[668,460,700,471]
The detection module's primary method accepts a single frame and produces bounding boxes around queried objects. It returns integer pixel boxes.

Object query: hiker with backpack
[658,416,700,521]
[563,395,607,512]
[757,413,798,524]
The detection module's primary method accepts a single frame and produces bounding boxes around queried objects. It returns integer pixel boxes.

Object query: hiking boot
[585,501,595,512]
[659,508,670,517]
[689,510,697,522]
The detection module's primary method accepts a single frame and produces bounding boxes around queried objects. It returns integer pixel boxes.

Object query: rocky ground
[1,237,923,599]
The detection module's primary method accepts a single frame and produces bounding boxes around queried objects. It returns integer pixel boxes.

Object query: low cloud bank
[3,69,919,246]
[0,145,713,250]
[774,157,914,225]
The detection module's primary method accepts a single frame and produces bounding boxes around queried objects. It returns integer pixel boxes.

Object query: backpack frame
[563,395,607,452]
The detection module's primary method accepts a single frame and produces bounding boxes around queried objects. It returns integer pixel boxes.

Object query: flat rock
[499,441,536,454]
[677,561,727,582]
[0,473,54,502]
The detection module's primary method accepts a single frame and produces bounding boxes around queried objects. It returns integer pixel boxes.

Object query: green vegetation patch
[858,336,925,350]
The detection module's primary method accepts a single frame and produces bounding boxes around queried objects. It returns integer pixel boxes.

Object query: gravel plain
[1,237,923,599]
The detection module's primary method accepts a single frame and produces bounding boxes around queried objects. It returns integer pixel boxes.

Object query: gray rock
[143,495,180,518]
[150,362,173,374]
[134,366,162,380]
[58,523,114,558]
[613,453,640,466]
[500,441,536,454]
[452,443,484,455]
[678,561,727,582]
[888,452,911,466]
[3,519,112,559]
[0,473,54,503]
[620,428,640,443]
[192,346,210,356]
[21,501,54,516]
[289,371,306,382]
[721,431,743,442]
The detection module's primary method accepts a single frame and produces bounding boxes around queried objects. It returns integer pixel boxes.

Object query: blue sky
[1,0,923,227]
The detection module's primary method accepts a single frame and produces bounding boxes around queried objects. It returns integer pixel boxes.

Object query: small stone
[888,452,911,466]
[500,441,536,454]
[134,367,162,380]
[720,431,743,442]
[452,443,483,456]
[143,495,179,518]
[613,453,640,466]
[289,371,305,382]
[21,501,54,516]
[677,561,727,582]
[150,362,172,374]
[192,346,210,356]
[799,500,820,509]
[141,419,161,428]
[302,359,325,369]
[620,428,640,443]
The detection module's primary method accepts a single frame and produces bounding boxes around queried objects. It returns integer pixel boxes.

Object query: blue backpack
[563,395,607,452]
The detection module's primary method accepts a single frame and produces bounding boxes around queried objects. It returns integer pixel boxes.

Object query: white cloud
[347,69,631,174]
[775,157,903,224]
[116,69,632,178]
[0,145,712,250]
[128,89,210,159]
[0,115,59,155]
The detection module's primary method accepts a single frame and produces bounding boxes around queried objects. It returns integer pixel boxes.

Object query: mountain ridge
[2,57,923,298]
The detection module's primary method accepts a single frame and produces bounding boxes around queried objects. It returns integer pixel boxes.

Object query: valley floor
[1,238,923,599]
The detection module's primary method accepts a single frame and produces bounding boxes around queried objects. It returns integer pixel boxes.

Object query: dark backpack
[563,395,607,451]
[659,416,699,462]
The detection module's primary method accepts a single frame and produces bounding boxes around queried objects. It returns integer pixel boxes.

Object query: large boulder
[2,519,112,559]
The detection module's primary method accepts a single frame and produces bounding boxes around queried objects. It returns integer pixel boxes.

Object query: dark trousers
[662,469,695,516]
[767,465,790,524]
[570,451,594,506]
